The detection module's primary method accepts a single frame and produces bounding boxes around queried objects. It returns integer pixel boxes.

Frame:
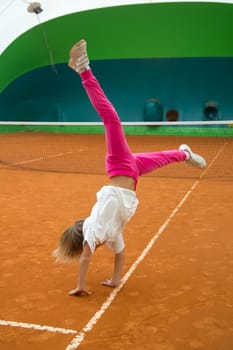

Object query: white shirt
[83,185,139,254]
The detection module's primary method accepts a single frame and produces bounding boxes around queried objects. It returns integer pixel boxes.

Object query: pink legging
[80,69,186,185]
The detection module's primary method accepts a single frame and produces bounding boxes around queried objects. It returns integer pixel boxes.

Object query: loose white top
[83,185,139,253]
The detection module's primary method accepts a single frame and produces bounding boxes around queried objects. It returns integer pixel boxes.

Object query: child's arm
[68,242,92,296]
[101,248,125,287]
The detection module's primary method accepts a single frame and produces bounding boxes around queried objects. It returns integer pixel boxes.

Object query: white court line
[65,178,203,350]
[0,320,77,335]
[0,151,73,168]
[200,141,227,179]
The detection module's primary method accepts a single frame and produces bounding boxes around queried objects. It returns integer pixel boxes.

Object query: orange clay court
[0,130,233,350]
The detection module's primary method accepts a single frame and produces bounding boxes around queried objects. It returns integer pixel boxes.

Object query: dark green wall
[1,2,233,92]
[1,57,232,122]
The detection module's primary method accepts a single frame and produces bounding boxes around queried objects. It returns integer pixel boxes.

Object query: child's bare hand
[101,279,120,288]
[68,288,91,296]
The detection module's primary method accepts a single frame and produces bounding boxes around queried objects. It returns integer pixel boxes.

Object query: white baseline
[0,320,77,335]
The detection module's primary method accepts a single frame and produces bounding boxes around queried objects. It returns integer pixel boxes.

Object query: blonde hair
[53,220,84,263]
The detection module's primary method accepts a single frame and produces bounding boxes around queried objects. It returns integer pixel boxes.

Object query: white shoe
[179,144,206,169]
[70,39,89,73]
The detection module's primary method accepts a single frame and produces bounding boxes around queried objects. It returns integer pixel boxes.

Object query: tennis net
[0,121,232,179]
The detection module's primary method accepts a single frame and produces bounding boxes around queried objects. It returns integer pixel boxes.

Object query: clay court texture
[0,125,233,350]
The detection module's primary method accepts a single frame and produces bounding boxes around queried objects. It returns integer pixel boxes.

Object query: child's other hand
[101,279,120,288]
[68,288,91,296]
